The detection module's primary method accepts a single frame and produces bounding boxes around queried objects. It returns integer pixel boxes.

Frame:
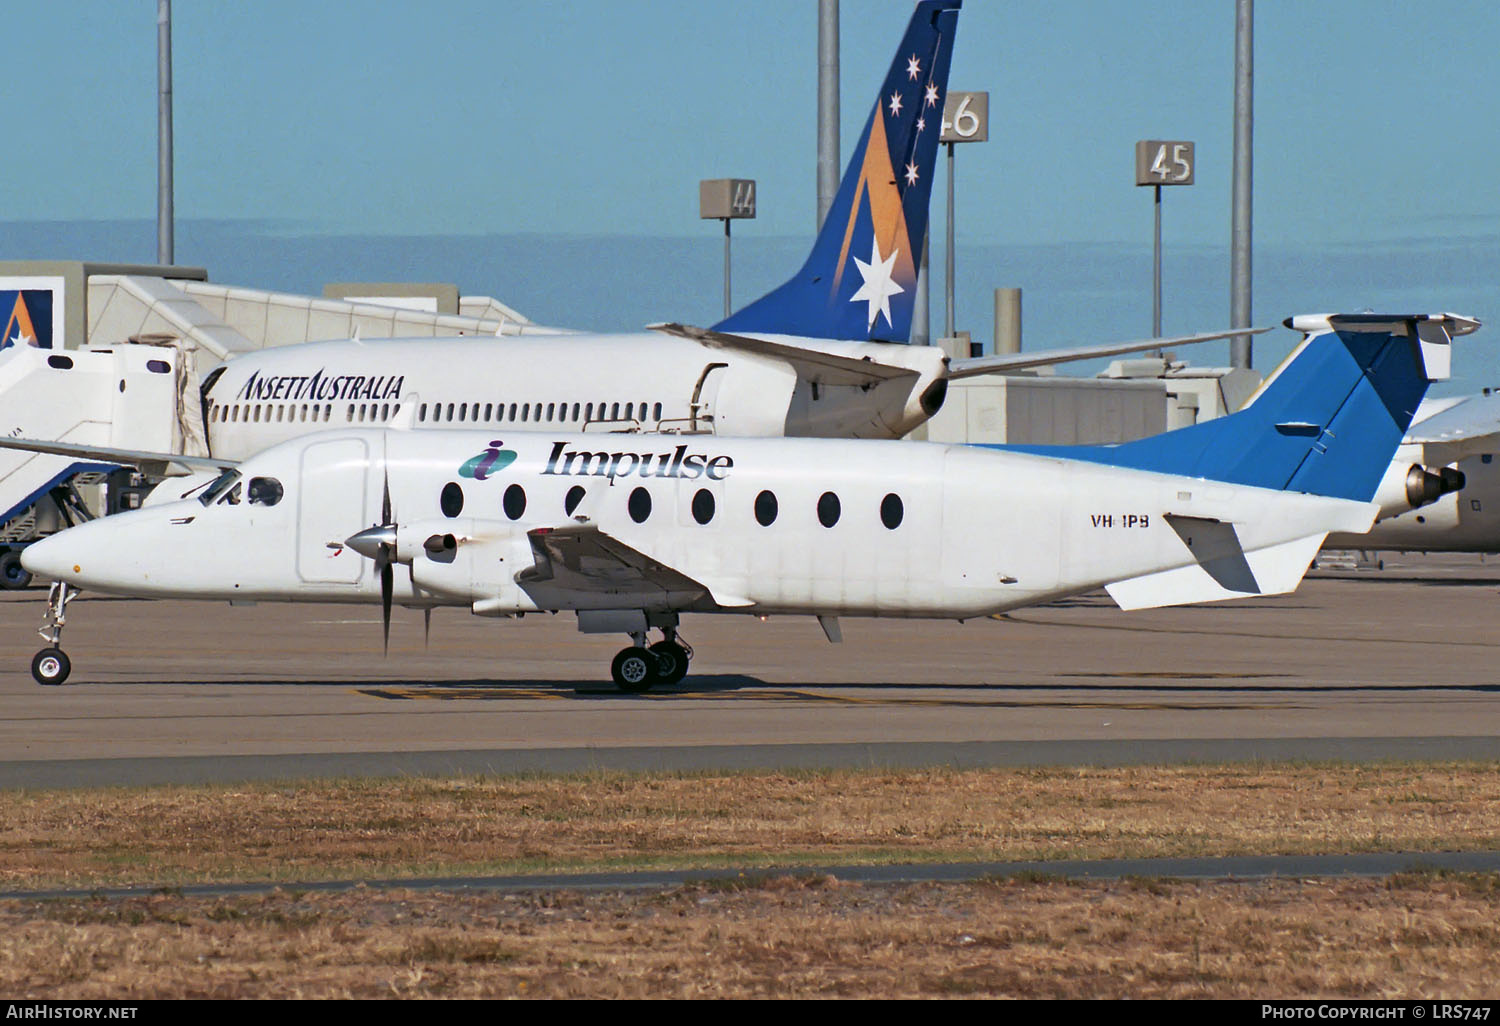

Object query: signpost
[700,179,757,318]
[940,92,987,347]
[1134,140,1194,340]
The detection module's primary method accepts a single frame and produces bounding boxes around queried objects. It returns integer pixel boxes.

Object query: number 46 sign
[1135,140,1194,186]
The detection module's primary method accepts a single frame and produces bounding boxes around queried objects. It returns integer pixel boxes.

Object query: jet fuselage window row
[206,400,670,427]
[436,482,904,530]
[205,402,394,424]
[415,401,666,425]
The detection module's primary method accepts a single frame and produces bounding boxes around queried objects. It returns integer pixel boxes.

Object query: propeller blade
[381,470,392,527]
[424,608,431,649]
[381,559,393,656]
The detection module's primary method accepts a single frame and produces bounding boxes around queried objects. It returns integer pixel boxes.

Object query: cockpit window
[217,482,242,506]
[247,477,284,506]
[199,469,242,507]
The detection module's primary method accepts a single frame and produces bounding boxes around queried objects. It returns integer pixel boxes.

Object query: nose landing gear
[31,582,76,686]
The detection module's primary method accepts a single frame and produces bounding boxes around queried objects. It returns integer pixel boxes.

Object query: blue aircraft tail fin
[1000,314,1479,502]
[712,1,961,343]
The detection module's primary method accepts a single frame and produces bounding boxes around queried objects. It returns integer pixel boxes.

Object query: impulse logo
[458,440,517,481]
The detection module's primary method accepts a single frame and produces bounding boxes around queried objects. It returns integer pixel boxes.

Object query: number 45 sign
[1135,140,1194,186]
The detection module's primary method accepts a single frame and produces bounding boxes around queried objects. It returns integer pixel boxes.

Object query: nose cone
[19,530,85,583]
[21,518,142,592]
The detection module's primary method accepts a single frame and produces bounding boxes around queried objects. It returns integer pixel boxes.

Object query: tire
[610,647,658,693]
[648,641,690,685]
[31,648,70,686]
[0,550,32,590]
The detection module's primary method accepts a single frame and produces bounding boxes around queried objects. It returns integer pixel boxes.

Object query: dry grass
[1,762,1498,891]
[2,874,1498,998]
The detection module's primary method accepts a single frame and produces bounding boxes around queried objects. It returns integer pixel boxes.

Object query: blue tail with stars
[713,0,961,343]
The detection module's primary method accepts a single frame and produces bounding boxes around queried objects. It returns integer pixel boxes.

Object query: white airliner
[17,313,1468,688]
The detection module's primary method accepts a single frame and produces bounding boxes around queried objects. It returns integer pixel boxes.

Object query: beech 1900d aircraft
[18,313,1471,688]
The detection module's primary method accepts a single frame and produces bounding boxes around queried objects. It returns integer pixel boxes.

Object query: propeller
[345,471,397,654]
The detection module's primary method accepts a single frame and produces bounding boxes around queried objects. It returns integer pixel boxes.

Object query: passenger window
[817,492,841,528]
[881,493,904,530]
[625,402,634,421]
[628,487,651,523]
[571,402,580,421]
[754,490,778,526]
[419,403,428,422]
[653,402,663,421]
[248,477,284,506]
[564,485,585,515]
[547,402,556,422]
[503,483,526,520]
[585,403,594,422]
[692,488,715,525]
[440,482,464,518]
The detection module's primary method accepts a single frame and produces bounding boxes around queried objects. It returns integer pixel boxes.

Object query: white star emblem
[904,161,920,187]
[925,83,940,107]
[916,116,926,133]
[888,91,903,117]
[848,237,905,331]
[8,332,33,347]
[906,55,921,80]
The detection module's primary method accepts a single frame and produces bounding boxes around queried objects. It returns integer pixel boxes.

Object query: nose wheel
[31,582,76,686]
[31,648,70,686]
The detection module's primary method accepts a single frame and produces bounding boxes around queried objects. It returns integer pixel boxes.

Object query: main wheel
[648,641,690,685]
[610,647,659,693]
[0,550,31,590]
[31,648,70,686]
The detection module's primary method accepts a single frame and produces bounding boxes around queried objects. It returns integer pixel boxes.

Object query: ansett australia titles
[542,441,733,481]
[234,369,405,403]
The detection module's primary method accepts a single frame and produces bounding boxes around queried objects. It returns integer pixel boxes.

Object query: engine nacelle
[1372,462,1466,521]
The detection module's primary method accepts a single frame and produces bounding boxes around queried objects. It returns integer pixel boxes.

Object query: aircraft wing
[1403,392,1500,465]
[516,521,744,607]
[0,437,238,476]
[650,323,920,386]
[946,326,1273,380]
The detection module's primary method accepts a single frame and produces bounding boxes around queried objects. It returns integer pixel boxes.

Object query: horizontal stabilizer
[1105,533,1327,611]
[947,326,1272,380]
[0,436,238,476]
[650,323,919,386]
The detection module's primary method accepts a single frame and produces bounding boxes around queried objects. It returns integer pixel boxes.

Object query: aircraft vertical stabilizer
[712,1,960,343]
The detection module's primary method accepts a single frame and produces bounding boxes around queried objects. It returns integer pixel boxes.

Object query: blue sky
[6,2,1500,389]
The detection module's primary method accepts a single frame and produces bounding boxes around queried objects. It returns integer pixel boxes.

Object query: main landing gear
[610,627,692,693]
[31,582,76,686]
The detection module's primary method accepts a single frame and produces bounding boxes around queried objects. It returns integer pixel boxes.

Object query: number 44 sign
[1135,140,1195,186]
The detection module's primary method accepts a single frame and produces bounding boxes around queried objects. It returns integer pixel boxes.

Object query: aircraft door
[296,437,370,585]
[691,364,727,434]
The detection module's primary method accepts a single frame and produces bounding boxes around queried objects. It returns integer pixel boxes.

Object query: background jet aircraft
[19,313,1464,688]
